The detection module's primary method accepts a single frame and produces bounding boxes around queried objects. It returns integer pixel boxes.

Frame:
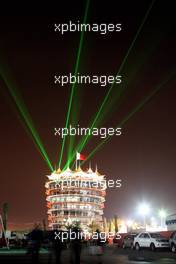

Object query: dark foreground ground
[0,245,176,264]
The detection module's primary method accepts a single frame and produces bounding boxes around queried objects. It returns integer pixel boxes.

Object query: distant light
[158,209,166,218]
[126,220,133,227]
[138,203,150,216]
[150,217,157,227]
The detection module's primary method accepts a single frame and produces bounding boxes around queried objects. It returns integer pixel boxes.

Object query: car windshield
[125,234,137,239]
[150,233,163,238]
[131,234,137,238]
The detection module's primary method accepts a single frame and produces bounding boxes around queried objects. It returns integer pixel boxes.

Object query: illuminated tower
[45,166,106,230]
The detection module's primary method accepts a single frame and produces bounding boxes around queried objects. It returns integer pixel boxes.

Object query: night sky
[0,1,176,229]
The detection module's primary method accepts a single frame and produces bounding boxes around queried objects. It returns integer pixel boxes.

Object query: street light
[138,203,150,230]
[126,219,133,232]
[158,209,166,228]
[127,220,133,227]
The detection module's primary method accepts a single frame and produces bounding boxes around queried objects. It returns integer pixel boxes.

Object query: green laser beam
[77,0,156,153]
[58,0,90,168]
[67,89,83,167]
[0,66,54,171]
[67,55,158,170]
[65,0,156,168]
[82,70,175,164]
[95,34,162,127]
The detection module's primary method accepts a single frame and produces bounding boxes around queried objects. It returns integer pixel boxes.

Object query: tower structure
[45,166,106,230]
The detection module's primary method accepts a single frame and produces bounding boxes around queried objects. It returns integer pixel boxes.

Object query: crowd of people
[26,223,105,264]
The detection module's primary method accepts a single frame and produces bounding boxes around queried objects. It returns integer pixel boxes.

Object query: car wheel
[135,242,140,251]
[171,244,176,253]
[150,243,156,251]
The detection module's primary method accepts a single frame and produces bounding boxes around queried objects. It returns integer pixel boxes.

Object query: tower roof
[95,165,101,176]
[56,167,62,174]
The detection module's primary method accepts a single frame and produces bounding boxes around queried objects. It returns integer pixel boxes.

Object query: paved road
[0,245,176,263]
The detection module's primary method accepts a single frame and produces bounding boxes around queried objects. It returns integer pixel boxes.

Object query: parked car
[169,231,176,252]
[113,233,124,247]
[134,232,169,251]
[122,233,138,249]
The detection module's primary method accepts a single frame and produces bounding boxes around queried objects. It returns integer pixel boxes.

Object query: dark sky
[0,1,176,229]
